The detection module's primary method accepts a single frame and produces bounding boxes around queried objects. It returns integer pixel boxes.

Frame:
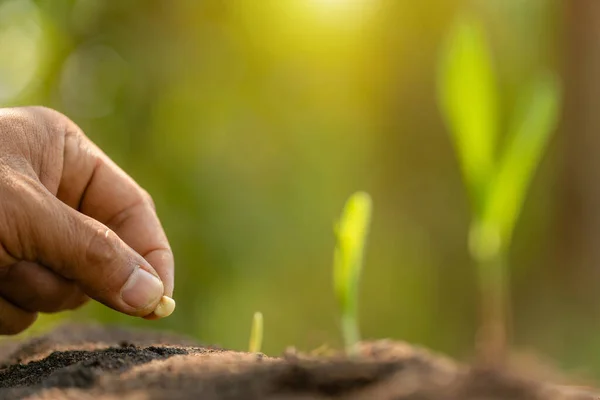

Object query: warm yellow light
[315,0,354,6]
[311,0,369,7]
[303,0,378,26]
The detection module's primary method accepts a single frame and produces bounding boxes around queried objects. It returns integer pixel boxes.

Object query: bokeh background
[4,0,600,380]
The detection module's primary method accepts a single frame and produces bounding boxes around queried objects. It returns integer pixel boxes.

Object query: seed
[154,296,176,318]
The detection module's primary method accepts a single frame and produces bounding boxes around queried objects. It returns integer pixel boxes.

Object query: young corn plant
[248,311,263,353]
[437,15,560,365]
[333,191,372,355]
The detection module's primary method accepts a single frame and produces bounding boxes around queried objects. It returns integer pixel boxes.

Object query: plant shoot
[248,311,263,353]
[437,14,560,364]
[333,191,372,355]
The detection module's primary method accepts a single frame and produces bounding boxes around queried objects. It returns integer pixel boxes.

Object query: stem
[475,252,511,366]
[248,312,263,353]
[341,312,360,356]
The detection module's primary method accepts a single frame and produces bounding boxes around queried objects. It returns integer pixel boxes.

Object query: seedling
[437,14,560,364]
[333,191,372,355]
[248,311,263,353]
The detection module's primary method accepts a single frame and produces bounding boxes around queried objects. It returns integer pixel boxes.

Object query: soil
[0,324,596,400]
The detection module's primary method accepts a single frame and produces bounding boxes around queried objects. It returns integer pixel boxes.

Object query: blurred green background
[4,0,600,380]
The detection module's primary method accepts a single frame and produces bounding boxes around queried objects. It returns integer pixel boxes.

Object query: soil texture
[0,324,596,400]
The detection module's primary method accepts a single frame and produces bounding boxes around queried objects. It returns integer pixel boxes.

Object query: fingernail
[121,267,164,310]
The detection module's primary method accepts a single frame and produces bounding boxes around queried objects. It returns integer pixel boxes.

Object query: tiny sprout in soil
[248,311,263,353]
[333,191,372,356]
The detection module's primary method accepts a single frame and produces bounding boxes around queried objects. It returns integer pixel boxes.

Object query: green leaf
[333,191,372,351]
[437,15,499,214]
[483,72,560,245]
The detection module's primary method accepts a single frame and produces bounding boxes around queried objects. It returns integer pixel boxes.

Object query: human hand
[0,106,174,334]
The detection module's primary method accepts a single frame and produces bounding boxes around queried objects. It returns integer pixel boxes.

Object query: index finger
[55,119,174,298]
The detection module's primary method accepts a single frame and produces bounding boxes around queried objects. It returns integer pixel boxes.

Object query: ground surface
[0,324,596,400]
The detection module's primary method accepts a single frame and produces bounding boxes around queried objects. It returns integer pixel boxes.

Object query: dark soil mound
[0,324,596,399]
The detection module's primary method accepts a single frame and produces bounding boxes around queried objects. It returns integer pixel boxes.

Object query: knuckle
[141,189,156,211]
[0,107,60,141]
[83,224,128,291]
[106,189,154,229]
[0,107,76,153]
[85,226,119,268]
[63,125,95,164]
[20,105,58,115]
[19,106,67,126]
[0,108,36,134]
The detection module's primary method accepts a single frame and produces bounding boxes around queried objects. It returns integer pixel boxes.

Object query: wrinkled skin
[0,107,173,334]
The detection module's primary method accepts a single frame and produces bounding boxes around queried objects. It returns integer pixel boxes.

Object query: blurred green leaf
[333,191,372,352]
[483,72,560,245]
[437,15,499,214]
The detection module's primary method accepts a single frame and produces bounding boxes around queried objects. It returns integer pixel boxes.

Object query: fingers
[0,262,88,313]
[15,181,165,317]
[0,107,173,322]
[0,296,37,335]
[55,120,174,297]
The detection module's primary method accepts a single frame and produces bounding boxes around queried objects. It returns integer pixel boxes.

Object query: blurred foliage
[437,16,499,216]
[333,191,372,353]
[4,0,600,381]
[437,14,560,363]
[438,14,560,255]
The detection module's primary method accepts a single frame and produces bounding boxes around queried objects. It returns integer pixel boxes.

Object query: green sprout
[437,14,560,364]
[248,311,263,353]
[333,191,372,355]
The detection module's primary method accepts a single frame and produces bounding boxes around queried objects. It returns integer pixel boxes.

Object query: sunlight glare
[304,0,378,26]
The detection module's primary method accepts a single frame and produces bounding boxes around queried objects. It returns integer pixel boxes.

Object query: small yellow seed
[153,296,176,318]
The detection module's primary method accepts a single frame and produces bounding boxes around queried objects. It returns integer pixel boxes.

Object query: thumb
[24,190,165,317]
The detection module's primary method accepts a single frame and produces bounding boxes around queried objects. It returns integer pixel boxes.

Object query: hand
[0,106,174,334]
